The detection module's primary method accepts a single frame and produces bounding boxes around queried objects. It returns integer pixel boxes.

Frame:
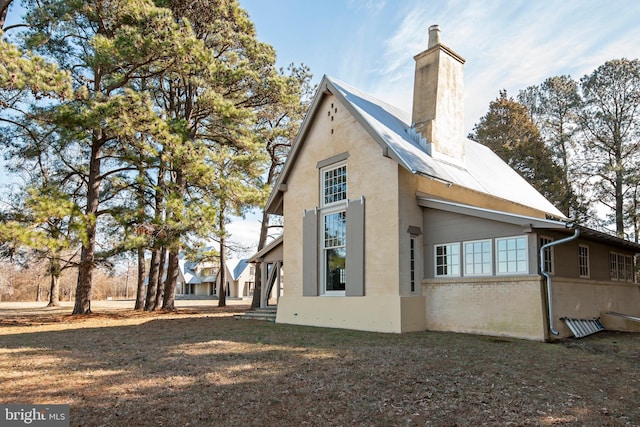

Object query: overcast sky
[3,1,640,254]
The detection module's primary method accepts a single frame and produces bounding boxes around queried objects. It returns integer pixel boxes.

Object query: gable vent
[406,127,431,155]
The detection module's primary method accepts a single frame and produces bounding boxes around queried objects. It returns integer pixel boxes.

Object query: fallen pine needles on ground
[0,302,639,426]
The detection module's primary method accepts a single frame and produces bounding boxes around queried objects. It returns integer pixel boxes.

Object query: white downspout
[540,228,580,336]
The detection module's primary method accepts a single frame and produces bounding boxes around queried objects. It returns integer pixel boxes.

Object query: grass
[0,302,639,426]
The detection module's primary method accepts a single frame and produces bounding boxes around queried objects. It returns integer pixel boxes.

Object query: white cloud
[226,211,263,256]
[366,0,640,131]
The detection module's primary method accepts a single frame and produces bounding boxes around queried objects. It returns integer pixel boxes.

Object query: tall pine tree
[469,90,566,213]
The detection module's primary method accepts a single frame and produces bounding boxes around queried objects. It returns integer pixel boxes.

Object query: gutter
[540,227,580,336]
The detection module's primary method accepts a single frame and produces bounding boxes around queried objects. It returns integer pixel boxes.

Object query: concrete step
[234,306,277,322]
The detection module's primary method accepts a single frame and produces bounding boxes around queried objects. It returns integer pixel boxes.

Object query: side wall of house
[422,208,547,340]
[543,237,640,337]
[276,93,413,333]
[423,277,547,340]
[397,168,427,330]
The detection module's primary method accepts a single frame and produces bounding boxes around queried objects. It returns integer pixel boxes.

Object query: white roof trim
[417,197,571,229]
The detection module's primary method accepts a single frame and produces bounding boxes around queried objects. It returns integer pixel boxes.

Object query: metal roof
[265,75,566,219]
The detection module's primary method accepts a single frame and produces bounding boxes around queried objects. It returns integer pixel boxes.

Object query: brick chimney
[411,25,465,161]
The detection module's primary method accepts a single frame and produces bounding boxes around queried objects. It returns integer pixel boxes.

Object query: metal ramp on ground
[561,317,605,338]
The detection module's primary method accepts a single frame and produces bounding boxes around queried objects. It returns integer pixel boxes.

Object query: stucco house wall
[423,277,547,340]
[277,93,420,333]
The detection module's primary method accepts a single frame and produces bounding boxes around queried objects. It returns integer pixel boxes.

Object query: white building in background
[213,259,255,299]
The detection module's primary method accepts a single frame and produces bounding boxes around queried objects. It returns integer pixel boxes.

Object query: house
[175,256,217,297]
[260,25,640,340]
[249,236,284,306]
[213,258,256,299]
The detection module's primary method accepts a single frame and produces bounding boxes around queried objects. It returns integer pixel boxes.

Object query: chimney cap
[428,25,441,48]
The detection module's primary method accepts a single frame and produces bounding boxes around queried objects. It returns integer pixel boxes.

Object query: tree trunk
[154,246,166,309]
[162,246,179,311]
[73,245,94,314]
[46,257,61,306]
[73,136,101,315]
[616,168,625,237]
[251,210,270,309]
[36,281,42,302]
[134,246,146,310]
[218,232,226,307]
[48,274,60,307]
[145,247,160,310]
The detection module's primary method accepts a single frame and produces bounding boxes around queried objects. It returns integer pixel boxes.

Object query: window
[322,164,347,205]
[610,252,618,280]
[626,255,634,282]
[496,236,528,274]
[610,252,635,282]
[464,240,492,276]
[319,163,348,295]
[410,237,416,292]
[435,243,460,277]
[540,236,554,274]
[578,245,590,278]
[323,211,346,293]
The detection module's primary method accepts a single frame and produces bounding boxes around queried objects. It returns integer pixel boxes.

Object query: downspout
[540,227,580,336]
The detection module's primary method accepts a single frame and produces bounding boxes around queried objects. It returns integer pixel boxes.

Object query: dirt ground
[0,300,639,426]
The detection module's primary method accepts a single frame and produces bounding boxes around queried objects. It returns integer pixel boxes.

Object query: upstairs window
[322,164,347,206]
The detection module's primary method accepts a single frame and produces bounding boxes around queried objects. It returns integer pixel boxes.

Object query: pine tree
[579,58,640,238]
[15,0,200,314]
[518,76,588,221]
[469,90,566,212]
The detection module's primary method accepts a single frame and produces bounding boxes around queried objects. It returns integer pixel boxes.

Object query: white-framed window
[322,211,346,294]
[410,236,416,292]
[434,242,460,277]
[320,162,347,295]
[539,236,554,274]
[496,236,528,274]
[610,252,618,280]
[610,252,635,282]
[578,245,590,278]
[321,163,347,206]
[626,255,634,282]
[464,239,492,276]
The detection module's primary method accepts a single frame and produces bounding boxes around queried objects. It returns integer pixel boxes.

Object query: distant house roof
[266,75,565,220]
[226,259,250,281]
[179,259,202,285]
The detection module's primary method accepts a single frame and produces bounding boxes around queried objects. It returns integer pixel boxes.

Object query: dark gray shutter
[346,197,365,296]
[302,208,318,296]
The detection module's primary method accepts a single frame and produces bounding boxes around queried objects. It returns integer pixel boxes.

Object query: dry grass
[1,302,639,426]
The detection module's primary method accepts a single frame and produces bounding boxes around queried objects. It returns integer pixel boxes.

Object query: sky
[225,0,640,254]
[3,1,640,256]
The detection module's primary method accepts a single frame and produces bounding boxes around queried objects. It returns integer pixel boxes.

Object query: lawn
[0,302,639,426]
